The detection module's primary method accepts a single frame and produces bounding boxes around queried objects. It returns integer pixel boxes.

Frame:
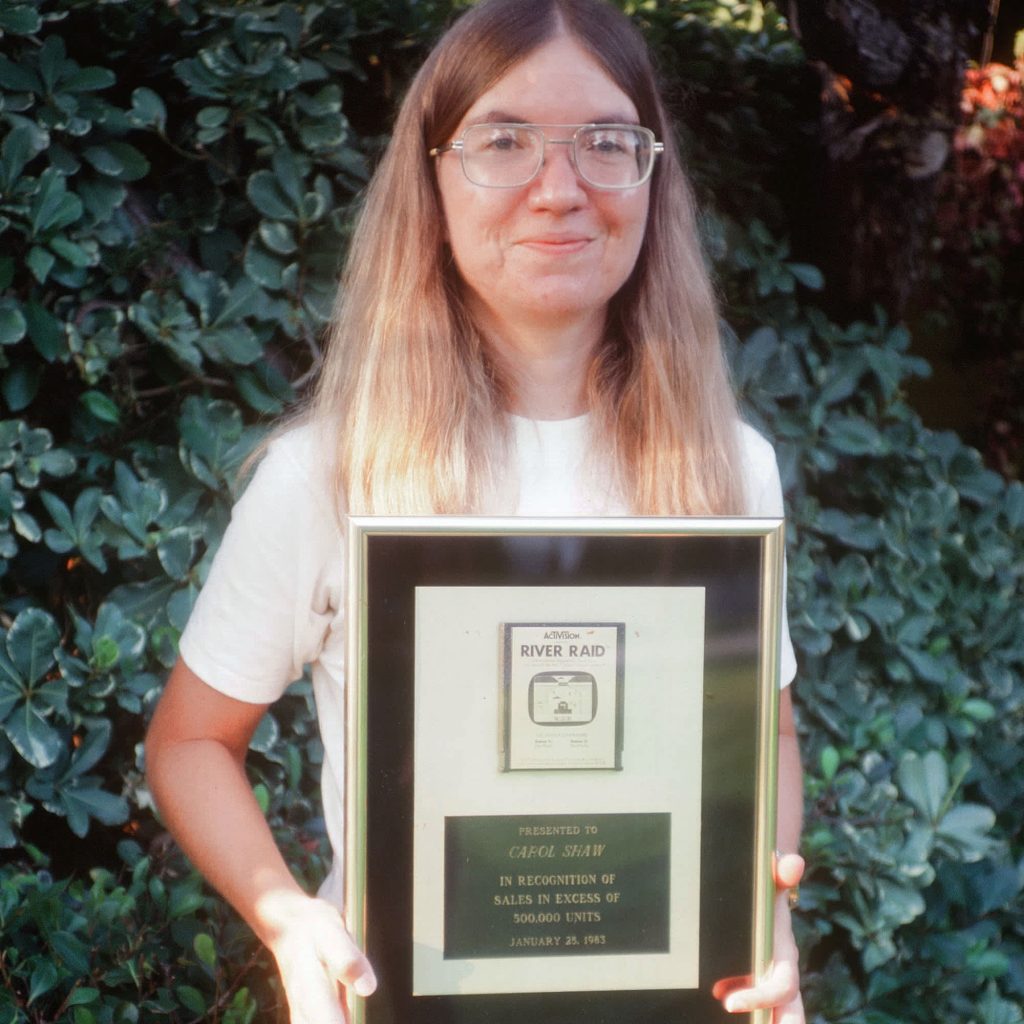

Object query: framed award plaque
[345,517,786,1024]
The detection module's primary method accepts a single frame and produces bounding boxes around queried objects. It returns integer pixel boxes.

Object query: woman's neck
[475,307,605,420]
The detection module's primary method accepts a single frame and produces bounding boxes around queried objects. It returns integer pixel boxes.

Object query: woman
[146,0,805,1021]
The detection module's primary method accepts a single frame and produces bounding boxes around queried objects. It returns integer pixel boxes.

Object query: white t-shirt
[179,415,797,904]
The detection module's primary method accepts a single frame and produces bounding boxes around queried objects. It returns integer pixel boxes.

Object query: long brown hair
[309,0,744,515]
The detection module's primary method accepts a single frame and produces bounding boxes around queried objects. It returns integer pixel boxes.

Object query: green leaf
[26,245,56,284]
[253,782,270,814]
[243,243,284,290]
[0,5,43,35]
[961,698,996,722]
[299,190,327,223]
[901,647,952,685]
[4,700,62,769]
[50,234,93,268]
[0,795,24,847]
[168,879,206,919]
[875,878,925,928]
[825,417,886,456]
[855,594,904,627]
[82,142,150,182]
[28,959,59,1005]
[897,750,948,823]
[196,105,229,128]
[156,527,194,580]
[77,178,127,225]
[1005,481,1024,529]
[70,720,112,775]
[79,389,120,425]
[37,36,67,92]
[194,932,217,969]
[975,983,1024,1024]
[271,147,305,208]
[205,324,263,365]
[259,219,298,255]
[51,931,91,976]
[12,510,41,542]
[786,262,824,289]
[936,803,996,860]
[0,55,41,92]
[176,985,207,1016]
[91,635,120,672]
[2,362,41,411]
[41,490,75,534]
[815,509,883,551]
[1,122,48,187]
[66,987,100,1008]
[65,67,116,93]
[30,168,83,236]
[60,783,129,837]
[0,299,27,346]
[234,367,287,414]
[299,116,347,151]
[130,86,167,129]
[820,745,840,782]
[246,170,294,220]
[6,607,60,684]
[24,302,64,361]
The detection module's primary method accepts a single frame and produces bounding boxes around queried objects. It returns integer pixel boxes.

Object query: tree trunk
[787,0,991,319]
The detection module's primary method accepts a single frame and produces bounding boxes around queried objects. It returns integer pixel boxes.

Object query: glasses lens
[461,125,543,187]
[575,126,652,188]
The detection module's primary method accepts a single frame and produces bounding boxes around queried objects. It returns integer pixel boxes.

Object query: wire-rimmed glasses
[429,123,663,189]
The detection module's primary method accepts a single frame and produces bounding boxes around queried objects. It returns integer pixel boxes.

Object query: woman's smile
[517,233,593,253]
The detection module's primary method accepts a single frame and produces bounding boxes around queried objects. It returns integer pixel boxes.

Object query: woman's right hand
[146,663,377,1024]
[262,890,377,1024]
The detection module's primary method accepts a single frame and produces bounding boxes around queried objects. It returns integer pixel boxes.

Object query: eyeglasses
[429,123,663,190]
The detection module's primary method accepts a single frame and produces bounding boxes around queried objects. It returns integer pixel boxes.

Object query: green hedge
[0,3,1021,1022]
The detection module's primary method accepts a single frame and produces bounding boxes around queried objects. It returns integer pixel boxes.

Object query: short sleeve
[178,426,343,704]
[738,423,798,687]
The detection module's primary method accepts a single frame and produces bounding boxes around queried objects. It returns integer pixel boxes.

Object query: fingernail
[725,995,748,1013]
[354,974,376,997]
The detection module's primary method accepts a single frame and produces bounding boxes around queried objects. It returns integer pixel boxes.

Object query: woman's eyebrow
[462,110,641,127]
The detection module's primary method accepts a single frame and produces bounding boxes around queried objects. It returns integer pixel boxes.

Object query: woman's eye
[586,133,629,156]
[485,130,525,152]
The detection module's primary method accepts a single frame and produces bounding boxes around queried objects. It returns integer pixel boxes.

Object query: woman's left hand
[712,852,804,1023]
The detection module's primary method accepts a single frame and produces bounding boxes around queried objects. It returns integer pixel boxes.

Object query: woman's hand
[262,891,377,1024]
[147,663,377,1023]
[712,852,804,1023]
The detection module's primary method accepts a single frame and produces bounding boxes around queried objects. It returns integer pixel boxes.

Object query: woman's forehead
[455,35,638,130]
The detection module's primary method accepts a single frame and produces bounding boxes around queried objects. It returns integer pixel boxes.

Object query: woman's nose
[527,141,587,210]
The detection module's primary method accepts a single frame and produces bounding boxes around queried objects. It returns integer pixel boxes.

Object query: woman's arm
[146,658,376,1023]
[714,686,805,1022]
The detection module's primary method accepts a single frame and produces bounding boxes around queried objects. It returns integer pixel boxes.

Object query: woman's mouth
[518,235,592,254]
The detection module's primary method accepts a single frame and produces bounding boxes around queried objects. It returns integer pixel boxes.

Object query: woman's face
[435,34,650,336]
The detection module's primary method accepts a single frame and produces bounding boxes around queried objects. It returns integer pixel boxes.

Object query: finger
[319,936,377,997]
[774,852,805,890]
[723,959,800,1014]
[711,974,749,1001]
[280,951,348,1024]
[308,911,378,997]
[775,990,805,1024]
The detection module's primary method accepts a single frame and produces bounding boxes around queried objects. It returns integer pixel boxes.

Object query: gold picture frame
[345,516,785,1024]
